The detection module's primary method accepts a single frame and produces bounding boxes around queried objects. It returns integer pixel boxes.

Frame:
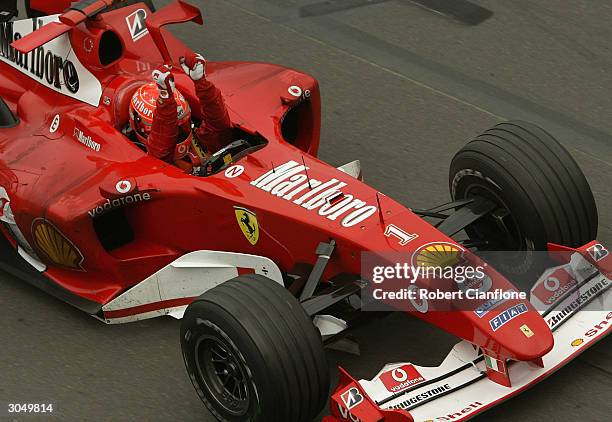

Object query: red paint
[5,0,608,370]
[103,297,197,319]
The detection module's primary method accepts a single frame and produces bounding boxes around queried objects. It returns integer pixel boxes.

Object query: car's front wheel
[449,120,598,278]
[180,274,329,422]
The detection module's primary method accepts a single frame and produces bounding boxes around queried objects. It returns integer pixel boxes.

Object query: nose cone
[481,305,554,361]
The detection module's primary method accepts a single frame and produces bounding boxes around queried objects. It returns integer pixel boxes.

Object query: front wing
[324,244,611,422]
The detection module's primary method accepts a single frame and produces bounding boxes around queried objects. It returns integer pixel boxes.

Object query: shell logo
[412,242,465,268]
[31,219,84,271]
[571,338,584,347]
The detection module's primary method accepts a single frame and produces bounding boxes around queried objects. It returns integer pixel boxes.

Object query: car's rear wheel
[449,120,598,278]
[180,274,329,422]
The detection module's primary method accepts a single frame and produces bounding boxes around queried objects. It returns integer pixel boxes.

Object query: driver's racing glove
[180,51,232,154]
[180,53,206,81]
[152,64,176,98]
[147,65,178,162]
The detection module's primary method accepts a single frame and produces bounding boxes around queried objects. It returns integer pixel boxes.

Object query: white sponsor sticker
[288,85,302,97]
[0,16,103,106]
[126,9,149,42]
[116,180,132,194]
[250,161,377,227]
[340,387,363,410]
[587,243,609,262]
[225,165,244,178]
[49,114,60,133]
[73,128,101,152]
[384,224,418,246]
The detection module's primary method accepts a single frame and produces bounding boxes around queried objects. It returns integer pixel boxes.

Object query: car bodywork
[0,2,609,421]
[324,241,611,421]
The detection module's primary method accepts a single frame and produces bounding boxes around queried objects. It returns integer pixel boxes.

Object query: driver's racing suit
[148,55,231,169]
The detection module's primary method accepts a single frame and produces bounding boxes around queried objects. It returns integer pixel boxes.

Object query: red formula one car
[0,1,610,421]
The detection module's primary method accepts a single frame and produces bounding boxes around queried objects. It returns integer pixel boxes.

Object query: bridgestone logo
[547,278,610,329]
[390,376,424,392]
[74,128,101,152]
[391,384,451,409]
[249,161,377,227]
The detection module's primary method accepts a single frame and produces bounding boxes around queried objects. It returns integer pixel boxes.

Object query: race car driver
[128,52,231,173]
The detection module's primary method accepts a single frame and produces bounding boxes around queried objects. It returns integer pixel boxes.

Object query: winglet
[11,21,73,53]
[146,0,203,65]
[10,0,117,54]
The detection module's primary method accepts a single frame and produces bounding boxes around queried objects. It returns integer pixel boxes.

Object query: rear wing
[12,0,115,53]
[325,241,611,422]
[26,0,156,17]
[11,0,202,64]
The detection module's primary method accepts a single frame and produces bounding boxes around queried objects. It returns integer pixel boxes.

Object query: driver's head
[129,81,191,143]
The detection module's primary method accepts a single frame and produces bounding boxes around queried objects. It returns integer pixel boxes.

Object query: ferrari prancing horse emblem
[234,207,259,246]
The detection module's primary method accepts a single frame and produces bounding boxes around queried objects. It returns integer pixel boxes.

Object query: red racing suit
[147,77,231,170]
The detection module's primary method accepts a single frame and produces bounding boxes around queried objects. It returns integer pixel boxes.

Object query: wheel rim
[195,335,250,416]
[462,183,524,252]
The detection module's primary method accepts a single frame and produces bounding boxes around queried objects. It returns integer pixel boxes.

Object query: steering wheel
[195,139,252,177]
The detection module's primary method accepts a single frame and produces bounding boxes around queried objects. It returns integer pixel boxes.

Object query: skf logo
[587,243,609,262]
[234,207,259,245]
[379,365,425,393]
[126,9,148,42]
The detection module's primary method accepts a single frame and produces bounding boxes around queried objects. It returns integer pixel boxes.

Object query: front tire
[181,274,329,422]
[450,121,598,276]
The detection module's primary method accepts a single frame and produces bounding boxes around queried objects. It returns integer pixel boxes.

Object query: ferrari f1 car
[0,1,609,421]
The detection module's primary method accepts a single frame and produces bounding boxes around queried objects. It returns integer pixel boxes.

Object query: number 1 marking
[384,224,418,246]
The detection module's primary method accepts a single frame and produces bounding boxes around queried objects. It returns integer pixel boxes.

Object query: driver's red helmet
[129,82,191,143]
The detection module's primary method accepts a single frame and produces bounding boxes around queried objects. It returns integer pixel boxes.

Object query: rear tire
[450,120,598,277]
[180,274,329,422]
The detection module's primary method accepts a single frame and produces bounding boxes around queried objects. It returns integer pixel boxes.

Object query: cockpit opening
[0,96,18,128]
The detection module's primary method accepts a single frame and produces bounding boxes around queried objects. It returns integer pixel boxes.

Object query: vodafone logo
[379,364,425,393]
[116,180,132,194]
[392,368,409,382]
[288,85,302,97]
[544,276,560,291]
[532,267,577,305]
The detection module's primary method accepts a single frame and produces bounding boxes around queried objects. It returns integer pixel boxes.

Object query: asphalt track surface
[1,0,611,421]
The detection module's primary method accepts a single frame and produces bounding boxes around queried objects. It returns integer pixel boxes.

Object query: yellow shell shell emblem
[414,243,463,268]
[32,219,84,270]
[234,207,259,246]
[571,338,584,347]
